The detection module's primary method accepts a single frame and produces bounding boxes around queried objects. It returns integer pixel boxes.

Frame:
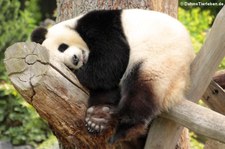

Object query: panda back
[121,9,194,77]
[120,10,195,105]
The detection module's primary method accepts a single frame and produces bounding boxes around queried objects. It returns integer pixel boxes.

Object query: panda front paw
[85,106,115,134]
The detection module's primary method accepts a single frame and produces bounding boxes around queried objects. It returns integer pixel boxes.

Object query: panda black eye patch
[58,43,69,52]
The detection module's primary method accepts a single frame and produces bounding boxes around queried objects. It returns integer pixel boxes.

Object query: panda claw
[102,106,110,112]
[100,125,104,132]
[91,123,96,128]
[90,129,93,133]
[85,117,89,122]
[87,127,91,131]
[85,105,115,134]
[87,107,94,114]
[87,121,92,126]
[95,125,100,131]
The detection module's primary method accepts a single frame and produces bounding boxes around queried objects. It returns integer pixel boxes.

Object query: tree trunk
[56,0,178,22]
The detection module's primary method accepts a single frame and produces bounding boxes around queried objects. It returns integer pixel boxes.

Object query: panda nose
[73,55,79,65]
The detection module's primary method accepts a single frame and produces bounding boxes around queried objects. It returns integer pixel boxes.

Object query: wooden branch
[187,6,225,102]
[214,70,225,89]
[145,79,225,148]
[4,42,115,149]
[203,80,225,114]
[202,69,225,149]
[162,99,225,143]
[204,140,225,149]
[145,5,225,148]
[4,42,225,148]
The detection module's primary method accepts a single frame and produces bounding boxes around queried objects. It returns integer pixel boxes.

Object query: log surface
[4,42,116,149]
[162,99,225,143]
[203,69,225,148]
[203,80,225,114]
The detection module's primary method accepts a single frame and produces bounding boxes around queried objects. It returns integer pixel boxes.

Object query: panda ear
[31,27,48,44]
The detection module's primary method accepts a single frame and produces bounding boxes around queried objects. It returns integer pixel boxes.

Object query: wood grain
[187,6,225,102]
[4,42,115,149]
[162,99,225,143]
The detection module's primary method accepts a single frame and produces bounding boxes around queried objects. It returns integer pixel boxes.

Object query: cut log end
[4,42,119,149]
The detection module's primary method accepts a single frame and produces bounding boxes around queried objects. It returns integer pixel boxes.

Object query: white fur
[42,16,89,69]
[121,9,194,109]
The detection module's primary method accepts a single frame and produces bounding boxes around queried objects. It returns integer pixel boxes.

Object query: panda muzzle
[73,55,79,66]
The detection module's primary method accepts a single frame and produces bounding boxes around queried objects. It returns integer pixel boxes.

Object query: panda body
[31,9,194,143]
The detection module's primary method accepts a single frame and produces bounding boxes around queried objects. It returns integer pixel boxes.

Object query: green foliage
[0,0,41,77]
[178,8,213,52]
[219,59,225,69]
[37,135,58,149]
[179,7,225,70]
[0,0,53,147]
[179,0,224,17]
[0,0,36,52]
[0,83,52,147]
[190,132,204,149]
[22,0,42,22]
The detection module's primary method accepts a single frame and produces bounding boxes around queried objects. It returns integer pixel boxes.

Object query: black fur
[109,62,160,143]
[58,43,69,53]
[75,10,129,90]
[88,87,121,107]
[31,27,47,44]
[74,10,130,106]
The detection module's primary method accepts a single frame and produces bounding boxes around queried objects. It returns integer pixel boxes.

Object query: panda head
[31,19,89,70]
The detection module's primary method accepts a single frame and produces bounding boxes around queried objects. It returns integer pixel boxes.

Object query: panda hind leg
[109,62,161,143]
[85,88,120,134]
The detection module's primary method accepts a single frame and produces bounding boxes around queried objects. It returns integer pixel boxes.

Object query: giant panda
[31,9,195,143]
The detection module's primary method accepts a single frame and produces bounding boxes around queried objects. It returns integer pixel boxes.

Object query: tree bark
[214,70,225,89]
[4,43,90,149]
[203,71,225,148]
[203,80,225,114]
[204,139,225,149]
[56,0,178,22]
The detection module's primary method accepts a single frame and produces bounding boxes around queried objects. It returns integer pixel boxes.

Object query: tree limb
[4,42,111,149]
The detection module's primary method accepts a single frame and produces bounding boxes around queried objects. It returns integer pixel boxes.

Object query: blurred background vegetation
[0,0,224,148]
